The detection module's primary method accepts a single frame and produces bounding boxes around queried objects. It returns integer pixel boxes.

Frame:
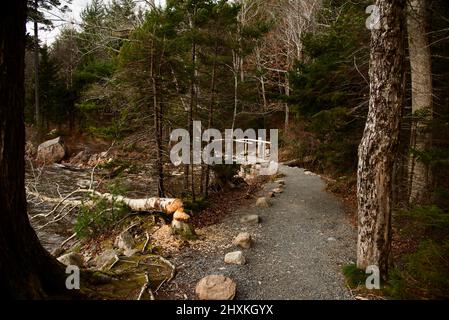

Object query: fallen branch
[158,256,175,283]
[142,231,150,253]
[108,254,120,270]
[30,188,85,220]
[36,204,78,230]
[137,272,155,300]
[60,232,77,247]
[154,256,176,293]
[89,141,115,190]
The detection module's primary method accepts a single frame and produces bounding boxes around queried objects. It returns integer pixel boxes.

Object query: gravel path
[168,165,357,300]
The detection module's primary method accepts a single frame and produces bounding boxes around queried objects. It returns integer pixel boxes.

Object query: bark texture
[407,0,433,204]
[357,0,406,278]
[0,1,68,299]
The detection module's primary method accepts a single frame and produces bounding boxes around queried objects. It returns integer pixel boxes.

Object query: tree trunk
[231,49,239,131]
[150,37,165,198]
[33,0,43,141]
[188,11,197,202]
[0,0,68,299]
[204,44,218,198]
[407,0,433,204]
[357,0,406,279]
[285,74,290,133]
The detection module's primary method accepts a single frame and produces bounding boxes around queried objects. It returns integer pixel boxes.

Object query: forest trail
[169,165,357,300]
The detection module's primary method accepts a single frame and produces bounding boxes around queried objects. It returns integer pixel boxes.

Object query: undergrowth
[75,182,130,238]
[387,205,449,299]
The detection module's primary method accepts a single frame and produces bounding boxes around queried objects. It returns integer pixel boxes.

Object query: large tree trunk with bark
[407,0,433,204]
[0,1,68,299]
[33,0,42,141]
[357,0,406,279]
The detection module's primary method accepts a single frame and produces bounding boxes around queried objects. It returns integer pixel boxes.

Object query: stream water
[26,163,94,252]
[26,162,184,253]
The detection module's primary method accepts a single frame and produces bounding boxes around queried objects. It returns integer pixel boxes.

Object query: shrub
[75,182,130,238]
[387,240,449,299]
[342,264,367,289]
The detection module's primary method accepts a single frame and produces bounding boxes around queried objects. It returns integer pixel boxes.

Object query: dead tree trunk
[0,0,69,299]
[407,0,433,204]
[357,0,406,279]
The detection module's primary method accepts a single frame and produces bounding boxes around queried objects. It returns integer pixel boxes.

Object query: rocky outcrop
[37,136,66,164]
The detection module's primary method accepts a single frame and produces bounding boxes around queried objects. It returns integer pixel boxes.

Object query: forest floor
[27,130,358,299]
[158,164,357,300]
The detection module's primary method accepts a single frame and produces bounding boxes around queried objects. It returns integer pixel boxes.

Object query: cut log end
[166,198,184,215]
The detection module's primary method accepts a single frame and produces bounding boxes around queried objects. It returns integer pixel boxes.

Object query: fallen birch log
[27,189,190,221]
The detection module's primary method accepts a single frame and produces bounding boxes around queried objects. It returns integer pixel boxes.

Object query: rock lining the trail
[233,232,252,249]
[195,275,236,300]
[165,165,356,300]
[240,214,260,224]
[224,251,246,265]
[256,197,270,208]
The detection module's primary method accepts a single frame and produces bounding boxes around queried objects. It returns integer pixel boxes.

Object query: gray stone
[195,275,236,300]
[233,232,252,249]
[37,136,66,163]
[114,231,135,251]
[57,252,84,267]
[224,251,246,265]
[240,214,260,224]
[95,249,118,270]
